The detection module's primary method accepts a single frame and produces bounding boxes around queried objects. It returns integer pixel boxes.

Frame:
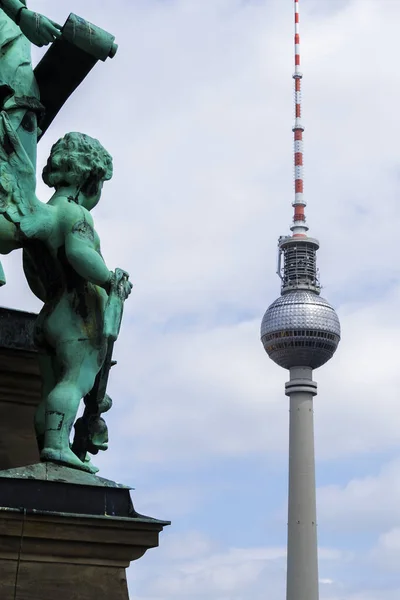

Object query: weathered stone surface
[0,307,36,352]
[0,462,149,519]
[0,461,131,488]
[0,561,130,600]
[0,308,41,470]
[0,508,167,599]
[0,455,169,599]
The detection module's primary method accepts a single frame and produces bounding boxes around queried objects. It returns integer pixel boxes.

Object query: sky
[1,0,400,597]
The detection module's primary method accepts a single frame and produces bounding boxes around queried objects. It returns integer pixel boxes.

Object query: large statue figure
[0,0,61,164]
[0,1,117,285]
[0,0,61,282]
[0,1,131,472]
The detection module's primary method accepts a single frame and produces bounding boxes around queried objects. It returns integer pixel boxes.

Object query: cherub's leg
[41,339,105,472]
[35,353,59,453]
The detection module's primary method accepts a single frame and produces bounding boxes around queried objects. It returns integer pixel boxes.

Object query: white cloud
[318,457,400,532]
[370,527,400,578]
[156,531,215,561]
[129,530,347,600]
[326,593,400,600]
[130,482,208,521]
[133,539,286,599]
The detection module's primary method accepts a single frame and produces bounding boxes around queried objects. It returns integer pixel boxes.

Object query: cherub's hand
[123,279,133,298]
[19,10,62,47]
[105,269,133,300]
[117,270,133,299]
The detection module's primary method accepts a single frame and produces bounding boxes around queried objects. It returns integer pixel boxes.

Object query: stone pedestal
[0,509,165,600]
[0,308,169,598]
[0,308,41,469]
[0,463,169,600]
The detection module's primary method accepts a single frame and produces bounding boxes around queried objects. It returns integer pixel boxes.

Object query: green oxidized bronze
[0,1,131,473]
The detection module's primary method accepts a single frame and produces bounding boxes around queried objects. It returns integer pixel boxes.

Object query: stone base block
[0,463,169,599]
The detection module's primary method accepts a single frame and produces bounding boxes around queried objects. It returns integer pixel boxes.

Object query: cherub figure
[0,126,132,472]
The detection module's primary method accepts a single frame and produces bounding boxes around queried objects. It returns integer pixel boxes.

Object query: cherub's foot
[84,454,99,474]
[41,446,97,474]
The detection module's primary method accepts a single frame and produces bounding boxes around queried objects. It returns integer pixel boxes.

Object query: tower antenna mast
[292,0,307,236]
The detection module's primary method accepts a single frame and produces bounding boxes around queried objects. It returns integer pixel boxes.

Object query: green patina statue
[0,1,131,473]
[0,0,61,165]
[0,0,61,283]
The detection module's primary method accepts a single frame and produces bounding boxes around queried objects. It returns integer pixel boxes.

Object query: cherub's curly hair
[42,132,113,195]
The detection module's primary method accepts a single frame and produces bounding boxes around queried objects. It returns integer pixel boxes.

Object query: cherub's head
[42,132,113,209]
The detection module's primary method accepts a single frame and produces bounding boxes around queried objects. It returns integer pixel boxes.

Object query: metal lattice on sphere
[260,290,340,369]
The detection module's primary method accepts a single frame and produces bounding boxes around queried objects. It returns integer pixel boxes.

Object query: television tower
[260,2,341,599]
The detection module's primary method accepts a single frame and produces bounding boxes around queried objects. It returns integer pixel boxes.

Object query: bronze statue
[0,2,131,472]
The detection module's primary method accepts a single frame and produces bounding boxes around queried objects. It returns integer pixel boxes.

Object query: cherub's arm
[65,219,112,290]
[0,0,61,47]
[0,0,25,21]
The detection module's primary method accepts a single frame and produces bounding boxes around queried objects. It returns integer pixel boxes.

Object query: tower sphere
[260,290,340,370]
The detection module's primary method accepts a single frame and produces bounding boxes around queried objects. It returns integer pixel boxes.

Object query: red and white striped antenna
[291,0,308,237]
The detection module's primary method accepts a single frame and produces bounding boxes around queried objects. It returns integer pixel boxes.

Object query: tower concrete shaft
[285,366,319,600]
